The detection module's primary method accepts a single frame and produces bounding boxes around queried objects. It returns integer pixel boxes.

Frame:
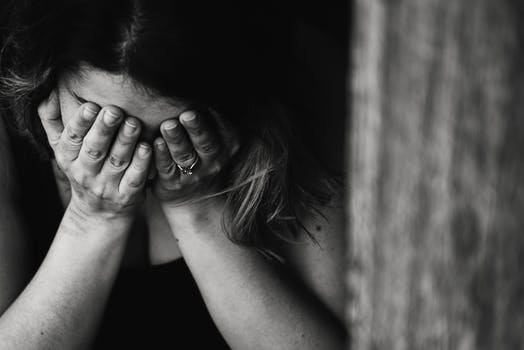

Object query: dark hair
[0,0,341,251]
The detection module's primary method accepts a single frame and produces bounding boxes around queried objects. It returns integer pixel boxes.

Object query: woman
[0,0,345,348]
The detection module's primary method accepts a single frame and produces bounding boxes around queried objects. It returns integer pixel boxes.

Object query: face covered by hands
[38,69,239,218]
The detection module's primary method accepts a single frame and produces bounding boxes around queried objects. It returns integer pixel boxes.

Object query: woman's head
[55,1,274,100]
[3,0,288,130]
[1,0,339,251]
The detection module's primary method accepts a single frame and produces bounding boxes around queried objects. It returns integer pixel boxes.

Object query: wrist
[68,195,136,222]
[62,201,134,239]
[161,198,225,237]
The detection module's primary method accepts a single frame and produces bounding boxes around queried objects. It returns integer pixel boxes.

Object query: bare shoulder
[277,197,346,320]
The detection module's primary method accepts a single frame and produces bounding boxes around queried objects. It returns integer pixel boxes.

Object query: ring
[176,156,199,175]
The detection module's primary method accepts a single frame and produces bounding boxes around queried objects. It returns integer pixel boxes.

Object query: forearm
[0,205,131,350]
[163,204,345,350]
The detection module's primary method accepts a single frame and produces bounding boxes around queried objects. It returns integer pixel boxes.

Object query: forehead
[63,66,192,131]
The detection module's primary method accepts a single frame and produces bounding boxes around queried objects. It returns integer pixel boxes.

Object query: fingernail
[104,109,121,126]
[124,119,138,136]
[163,119,179,136]
[83,104,99,119]
[155,139,166,151]
[138,143,150,158]
[181,111,197,124]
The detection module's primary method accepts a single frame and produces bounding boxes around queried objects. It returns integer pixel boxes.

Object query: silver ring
[176,156,199,175]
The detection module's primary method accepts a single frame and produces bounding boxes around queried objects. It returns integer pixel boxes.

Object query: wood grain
[347,0,524,349]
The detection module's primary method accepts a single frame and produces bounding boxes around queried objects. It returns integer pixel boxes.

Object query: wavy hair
[0,0,341,251]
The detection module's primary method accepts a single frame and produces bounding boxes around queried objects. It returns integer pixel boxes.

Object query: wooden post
[348,0,524,349]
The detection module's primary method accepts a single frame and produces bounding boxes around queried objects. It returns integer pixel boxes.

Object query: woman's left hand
[152,108,239,207]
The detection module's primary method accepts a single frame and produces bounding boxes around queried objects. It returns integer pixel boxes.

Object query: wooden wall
[347,0,524,348]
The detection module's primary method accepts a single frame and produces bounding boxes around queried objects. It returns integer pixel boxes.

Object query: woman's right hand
[37,91,151,221]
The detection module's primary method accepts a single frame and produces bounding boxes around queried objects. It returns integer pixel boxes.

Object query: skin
[56,68,234,264]
[57,69,190,265]
[0,83,151,349]
[0,66,346,349]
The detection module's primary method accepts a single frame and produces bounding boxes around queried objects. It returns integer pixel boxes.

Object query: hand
[152,108,239,207]
[38,91,151,220]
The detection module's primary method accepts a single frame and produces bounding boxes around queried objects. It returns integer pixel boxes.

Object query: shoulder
[276,196,345,320]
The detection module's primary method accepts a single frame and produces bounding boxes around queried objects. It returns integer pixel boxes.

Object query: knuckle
[54,155,68,172]
[199,141,218,154]
[90,186,105,199]
[132,162,147,172]
[64,126,84,144]
[158,160,175,173]
[71,170,86,187]
[48,133,61,146]
[164,180,183,191]
[115,193,129,203]
[84,147,105,161]
[175,152,196,163]
[125,177,144,189]
[108,155,128,170]
[187,123,204,135]
[116,194,133,206]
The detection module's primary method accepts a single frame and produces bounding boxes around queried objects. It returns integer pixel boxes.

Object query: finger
[153,137,177,179]
[119,142,152,193]
[160,119,198,168]
[57,102,101,162]
[77,106,123,173]
[101,117,141,177]
[179,110,221,161]
[38,90,63,150]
